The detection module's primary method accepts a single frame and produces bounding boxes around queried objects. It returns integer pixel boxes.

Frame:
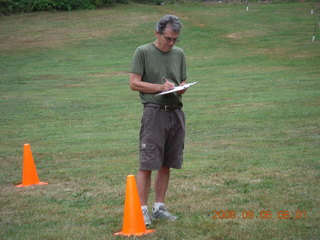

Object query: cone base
[16,181,48,188]
[114,229,155,237]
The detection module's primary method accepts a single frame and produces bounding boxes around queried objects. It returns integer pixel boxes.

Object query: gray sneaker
[142,208,152,226]
[152,206,177,221]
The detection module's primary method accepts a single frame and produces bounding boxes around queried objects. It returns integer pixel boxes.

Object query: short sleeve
[130,47,145,76]
[181,51,187,82]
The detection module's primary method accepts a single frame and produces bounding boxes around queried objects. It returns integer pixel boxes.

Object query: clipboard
[156,82,198,96]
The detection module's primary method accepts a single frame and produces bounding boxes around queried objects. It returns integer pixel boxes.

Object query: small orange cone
[114,175,155,237]
[16,144,48,187]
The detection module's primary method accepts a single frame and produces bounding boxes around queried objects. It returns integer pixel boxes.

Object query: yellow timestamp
[212,210,307,220]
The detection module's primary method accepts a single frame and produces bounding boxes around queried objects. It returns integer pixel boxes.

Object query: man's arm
[129,73,174,93]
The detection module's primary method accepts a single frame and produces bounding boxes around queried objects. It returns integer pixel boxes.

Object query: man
[129,14,187,226]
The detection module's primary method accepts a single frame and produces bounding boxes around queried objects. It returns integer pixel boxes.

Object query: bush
[0,0,128,15]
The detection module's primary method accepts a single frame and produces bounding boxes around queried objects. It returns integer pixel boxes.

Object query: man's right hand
[161,79,175,92]
[130,73,175,93]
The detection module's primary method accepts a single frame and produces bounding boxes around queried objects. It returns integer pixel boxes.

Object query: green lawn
[0,1,319,239]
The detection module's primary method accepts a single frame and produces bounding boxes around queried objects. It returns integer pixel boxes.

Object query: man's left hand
[177,81,187,95]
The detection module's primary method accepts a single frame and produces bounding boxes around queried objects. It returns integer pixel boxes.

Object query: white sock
[141,205,148,212]
[154,202,165,211]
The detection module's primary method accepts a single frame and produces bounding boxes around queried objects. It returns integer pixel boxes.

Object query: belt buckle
[164,105,171,111]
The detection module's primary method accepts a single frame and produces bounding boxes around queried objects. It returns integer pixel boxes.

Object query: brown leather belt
[144,103,181,111]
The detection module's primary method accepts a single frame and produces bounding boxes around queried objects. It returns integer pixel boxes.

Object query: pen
[162,77,173,84]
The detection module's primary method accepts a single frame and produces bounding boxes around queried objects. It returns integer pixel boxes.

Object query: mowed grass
[1,2,319,239]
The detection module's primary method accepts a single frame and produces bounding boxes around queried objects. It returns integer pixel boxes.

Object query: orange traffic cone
[114,175,155,237]
[16,144,48,187]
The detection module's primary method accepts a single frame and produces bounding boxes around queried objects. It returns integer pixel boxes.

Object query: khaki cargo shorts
[139,104,185,170]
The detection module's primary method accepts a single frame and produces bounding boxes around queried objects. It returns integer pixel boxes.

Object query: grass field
[1,1,320,239]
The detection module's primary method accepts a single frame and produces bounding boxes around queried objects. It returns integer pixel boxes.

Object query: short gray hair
[155,14,182,34]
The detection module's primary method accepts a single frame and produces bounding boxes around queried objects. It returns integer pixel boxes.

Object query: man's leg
[155,165,170,202]
[152,165,177,220]
[137,169,152,206]
[137,169,152,226]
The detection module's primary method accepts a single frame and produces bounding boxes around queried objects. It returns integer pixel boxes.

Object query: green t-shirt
[130,43,187,106]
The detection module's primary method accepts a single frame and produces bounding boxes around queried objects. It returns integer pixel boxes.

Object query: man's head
[156,14,182,34]
[155,15,182,52]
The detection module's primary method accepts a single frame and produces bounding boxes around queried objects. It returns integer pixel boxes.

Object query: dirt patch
[0,10,154,51]
[254,47,286,54]
[226,30,266,40]
[183,15,207,28]
[89,71,128,78]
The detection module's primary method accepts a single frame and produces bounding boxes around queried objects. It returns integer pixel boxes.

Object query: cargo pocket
[140,143,157,164]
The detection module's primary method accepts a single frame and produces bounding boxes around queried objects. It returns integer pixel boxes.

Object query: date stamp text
[212,210,307,220]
